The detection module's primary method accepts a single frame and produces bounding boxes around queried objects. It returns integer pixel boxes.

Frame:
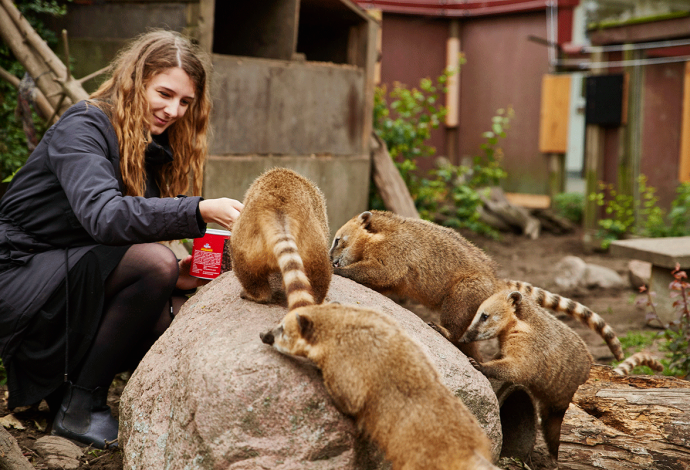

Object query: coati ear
[358,211,373,231]
[295,312,315,343]
[507,291,525,318]
[507,291,523,306]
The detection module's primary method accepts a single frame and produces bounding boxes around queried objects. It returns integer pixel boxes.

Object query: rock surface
[119,272,502,470]
[555,255,626,290]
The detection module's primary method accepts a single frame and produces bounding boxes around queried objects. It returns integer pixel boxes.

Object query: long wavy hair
[90,30,211,197]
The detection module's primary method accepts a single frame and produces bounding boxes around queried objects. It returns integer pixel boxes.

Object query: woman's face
[145,67,196,135]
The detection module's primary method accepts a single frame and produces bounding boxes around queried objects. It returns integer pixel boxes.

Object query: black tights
[73,243,182,390]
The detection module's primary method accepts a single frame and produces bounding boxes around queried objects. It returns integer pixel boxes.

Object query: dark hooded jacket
[0,101,205,365]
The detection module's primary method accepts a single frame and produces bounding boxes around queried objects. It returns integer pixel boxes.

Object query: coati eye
[480,313,489,322]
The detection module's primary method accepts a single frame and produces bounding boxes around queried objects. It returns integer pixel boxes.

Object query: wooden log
[479,187,540,239]
[547,364,690,470]
[370,132,420,219]
[531,208,576,235]
[0,426,34,470]
[0,65,55,123]
[0,4,71,115]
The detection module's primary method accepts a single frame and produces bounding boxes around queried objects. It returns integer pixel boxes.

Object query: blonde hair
[90,30,211,197]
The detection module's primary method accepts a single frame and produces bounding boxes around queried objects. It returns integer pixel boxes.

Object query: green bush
[552,192,584,224]
[636,266,690,378]
[372,70,452,209]
[371,65,513,238]
[588,174,680,249]
[422,108,512,238]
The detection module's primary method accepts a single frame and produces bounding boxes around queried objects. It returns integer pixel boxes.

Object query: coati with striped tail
[260,303,500,470]
[329,210,624,361]
[460,289,593,464]
[231,168,331,310]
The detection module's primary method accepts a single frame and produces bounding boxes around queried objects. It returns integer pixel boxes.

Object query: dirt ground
[0,227,663,469]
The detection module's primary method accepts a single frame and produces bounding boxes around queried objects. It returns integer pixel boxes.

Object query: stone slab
[609,237,690,269]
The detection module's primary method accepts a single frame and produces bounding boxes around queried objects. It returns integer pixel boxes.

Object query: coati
[231,168,331,310]
[260,303,500,470]
[613,352,664,376]
[460,289,593,464]
[329,210,624,361]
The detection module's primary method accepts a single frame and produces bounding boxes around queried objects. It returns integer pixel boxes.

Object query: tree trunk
[539,365,690,470]
[370,132,420,219]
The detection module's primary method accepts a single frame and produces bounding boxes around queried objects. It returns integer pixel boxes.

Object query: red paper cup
[190,229,232,280]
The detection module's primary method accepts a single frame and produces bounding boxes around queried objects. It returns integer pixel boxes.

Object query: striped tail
[272,227,315,311]
[613,352,664,376]
[505,280,625,361]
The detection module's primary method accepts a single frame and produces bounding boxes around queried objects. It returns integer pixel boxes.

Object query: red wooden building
[355,0,690,219]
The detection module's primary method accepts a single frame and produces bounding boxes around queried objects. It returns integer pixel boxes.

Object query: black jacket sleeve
[45,104,205,245]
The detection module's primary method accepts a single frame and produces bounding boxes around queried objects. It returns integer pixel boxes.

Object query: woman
[0,30,243,448]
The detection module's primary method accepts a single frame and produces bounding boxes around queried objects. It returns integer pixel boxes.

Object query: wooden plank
[539,74,571,154]
[679,61,690,182]
[504,192,550,209]
[370,133,419,219]
[197,0,215,54]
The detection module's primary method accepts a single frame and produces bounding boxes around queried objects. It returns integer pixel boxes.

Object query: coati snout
[260,331,274,345]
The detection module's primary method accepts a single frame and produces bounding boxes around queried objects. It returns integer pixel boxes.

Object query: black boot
[51,382,119,449]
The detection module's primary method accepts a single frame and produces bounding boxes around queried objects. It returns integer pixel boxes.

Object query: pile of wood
[0,0,98,124]
[369,134,575,238]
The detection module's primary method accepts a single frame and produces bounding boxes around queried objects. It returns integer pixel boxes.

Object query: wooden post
[197,0,215,54]
[539,74,571,202]
[618,45,643,227]
[445,20,460,165]
[679,61,690,182]
[583,51,607,251]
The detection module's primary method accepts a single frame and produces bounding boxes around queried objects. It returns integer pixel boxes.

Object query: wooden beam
[583,51,607,251]
[539,74,571,154]
[679,61,690,182]
[370,133,419,219]
[197,0,215,54]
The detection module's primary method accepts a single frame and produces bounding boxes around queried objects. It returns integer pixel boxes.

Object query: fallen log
[529,364,690,470]
[370,132,420,219]
[479,187,540,239]
[0,426,34,470]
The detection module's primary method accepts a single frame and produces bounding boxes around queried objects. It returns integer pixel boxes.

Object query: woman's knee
[139,243,179,286]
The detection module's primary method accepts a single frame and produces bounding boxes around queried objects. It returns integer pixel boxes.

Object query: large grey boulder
[119,272,502,469]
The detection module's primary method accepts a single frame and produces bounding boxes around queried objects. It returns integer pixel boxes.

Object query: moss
[588,11,690,30]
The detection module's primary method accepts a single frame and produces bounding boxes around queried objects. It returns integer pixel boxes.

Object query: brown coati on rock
[260,303,500,470]
[231,168,331,310]
[329,210,624,361]
[460,289,593,464]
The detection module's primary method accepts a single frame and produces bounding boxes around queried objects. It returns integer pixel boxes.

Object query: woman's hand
[176,255,209,290]
[198,198,244,230]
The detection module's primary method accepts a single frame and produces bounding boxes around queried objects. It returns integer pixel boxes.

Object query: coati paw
[468,357,482,371]
[240,290,272,304]
[427,322,452,341]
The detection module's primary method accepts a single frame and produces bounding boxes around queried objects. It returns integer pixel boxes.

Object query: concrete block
[210,55,365,156]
